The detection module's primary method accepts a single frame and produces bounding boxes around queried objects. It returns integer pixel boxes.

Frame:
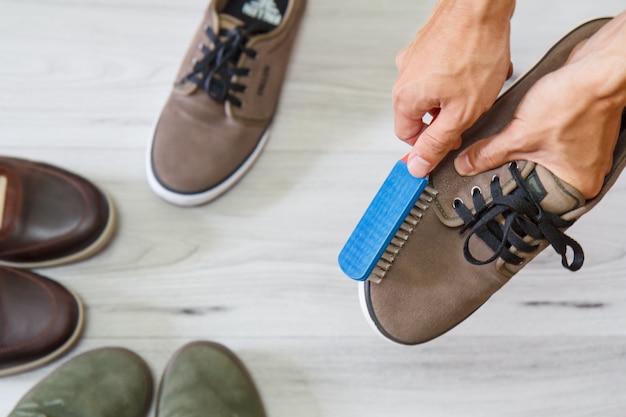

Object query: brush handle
[338,158,429,281]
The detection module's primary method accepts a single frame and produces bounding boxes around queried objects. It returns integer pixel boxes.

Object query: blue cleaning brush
[338,155,437,282]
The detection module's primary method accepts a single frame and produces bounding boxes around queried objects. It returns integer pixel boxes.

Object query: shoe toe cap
[0,268,82,374]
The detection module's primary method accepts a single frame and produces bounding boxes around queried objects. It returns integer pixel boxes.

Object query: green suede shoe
[156,341,266,417]
[8,347,153,417]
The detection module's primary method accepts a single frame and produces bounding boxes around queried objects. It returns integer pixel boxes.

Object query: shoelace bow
[184,25,258,107]
[453,163,584,271]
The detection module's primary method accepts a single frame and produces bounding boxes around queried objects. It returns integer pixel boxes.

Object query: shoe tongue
[0,168,22,238]
[218,13,246,31]
[525,165,585,215]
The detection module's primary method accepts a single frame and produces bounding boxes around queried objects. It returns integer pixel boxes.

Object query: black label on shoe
[223,0,288,33]
[242,0,283,26]
[525,171,547,202]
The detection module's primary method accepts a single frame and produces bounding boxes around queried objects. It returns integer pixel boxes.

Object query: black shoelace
[453,163,584,271]
[184,25,258,107]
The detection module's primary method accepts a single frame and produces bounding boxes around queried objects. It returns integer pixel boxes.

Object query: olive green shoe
[8,347,153,417]
[156,341,266,417]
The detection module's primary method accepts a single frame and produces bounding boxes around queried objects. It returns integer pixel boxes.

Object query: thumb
[407,113,464,177]
[454,123,521,176]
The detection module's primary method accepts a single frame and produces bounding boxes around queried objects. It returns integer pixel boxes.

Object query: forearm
[568,11,626,109]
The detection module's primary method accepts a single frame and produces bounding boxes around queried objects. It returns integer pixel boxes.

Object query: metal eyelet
[471,186,482,196]
[452,197,464,208]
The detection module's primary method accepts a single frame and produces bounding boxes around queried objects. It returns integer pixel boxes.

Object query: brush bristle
[368,185,438,284]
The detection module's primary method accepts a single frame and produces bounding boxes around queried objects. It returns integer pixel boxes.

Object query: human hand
[454,13,626,199]
[393,0,515,177]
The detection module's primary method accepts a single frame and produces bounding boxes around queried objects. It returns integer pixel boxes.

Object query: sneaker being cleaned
[355,18,626,345]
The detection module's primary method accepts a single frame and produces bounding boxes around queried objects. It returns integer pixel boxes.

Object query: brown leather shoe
[0,267,84,376]
[361,18,626,345]
[147,0,306,206]
[0,156,115,268]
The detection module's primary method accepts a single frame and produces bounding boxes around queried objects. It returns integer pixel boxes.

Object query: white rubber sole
[146,127,272,207]
[0,288,85,377]
[358,281,401,344]
[0,192,117,269]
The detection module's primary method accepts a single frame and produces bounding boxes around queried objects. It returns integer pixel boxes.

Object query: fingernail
[454,152,474,176]
[407,154,432,178]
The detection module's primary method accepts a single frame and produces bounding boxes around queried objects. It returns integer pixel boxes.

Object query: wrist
[568,12,626,108]
[572,53,626,110]
[597,56,626,108]
[435,0,515,25]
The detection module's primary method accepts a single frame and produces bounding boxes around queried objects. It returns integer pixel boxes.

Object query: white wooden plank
[1,0,625,415]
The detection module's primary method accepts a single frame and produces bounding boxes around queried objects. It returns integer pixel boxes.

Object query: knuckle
[441,108,474,132]
[392,87,412,116]
[421,131,454,156]
[474,145,500,169]
[393,124,408,141]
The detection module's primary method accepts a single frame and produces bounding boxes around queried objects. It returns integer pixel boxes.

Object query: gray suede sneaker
[148,0,306,206]
[156,341,266,417]
[8,347,153,417]
[361,18,626,345]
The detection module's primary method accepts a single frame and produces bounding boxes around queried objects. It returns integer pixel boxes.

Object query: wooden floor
[1,0,625,415]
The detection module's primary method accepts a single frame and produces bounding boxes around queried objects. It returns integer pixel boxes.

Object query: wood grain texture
[1,0,625,415]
